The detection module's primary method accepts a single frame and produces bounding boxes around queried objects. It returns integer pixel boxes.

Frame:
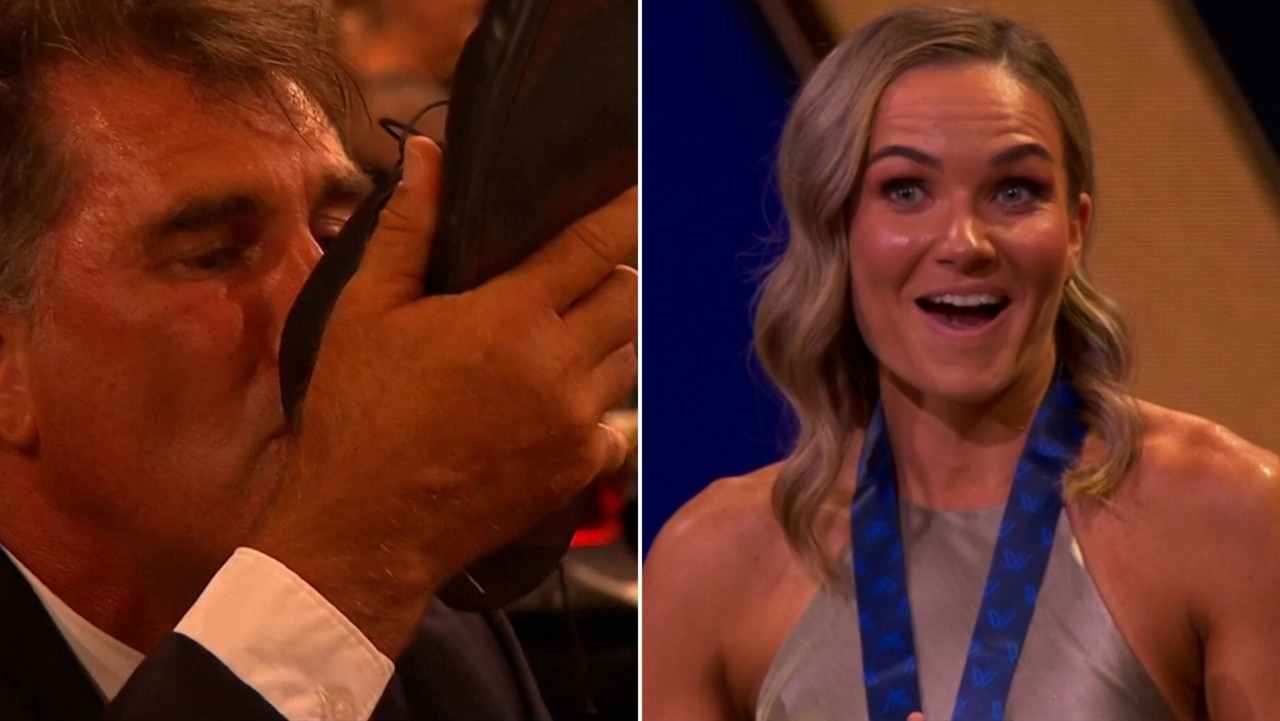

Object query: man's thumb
[349,135,442,309]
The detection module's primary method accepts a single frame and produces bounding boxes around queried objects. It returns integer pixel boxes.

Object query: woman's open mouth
[916,293,1010,330]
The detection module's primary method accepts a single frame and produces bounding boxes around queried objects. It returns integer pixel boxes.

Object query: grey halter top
[756,501,1173,720]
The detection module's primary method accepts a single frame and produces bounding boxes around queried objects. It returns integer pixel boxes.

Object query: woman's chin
[884,361,1043,411]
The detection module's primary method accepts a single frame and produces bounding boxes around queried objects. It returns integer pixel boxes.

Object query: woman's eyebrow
[864,142,1055,171]
[989,142,1054,166]
[866,144,940,169]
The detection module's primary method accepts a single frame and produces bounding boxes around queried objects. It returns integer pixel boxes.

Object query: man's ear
[0,317,37,450]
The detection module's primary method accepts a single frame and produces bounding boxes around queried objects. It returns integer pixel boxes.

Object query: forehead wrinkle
[38,62,352,270]
[870,65,1063,166]
[44,61,340,177]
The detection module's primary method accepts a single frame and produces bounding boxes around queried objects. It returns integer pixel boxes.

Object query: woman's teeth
[923,293,1004,307]
[916,294,1009,328]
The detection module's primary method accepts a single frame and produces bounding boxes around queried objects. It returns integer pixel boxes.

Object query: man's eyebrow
[148,167,372,242]
[990,142,1054,166]
[320,167,375,206]
[152,194,263,238]
[866,145,941,169]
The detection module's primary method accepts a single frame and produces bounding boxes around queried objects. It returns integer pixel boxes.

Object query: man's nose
[270,234,324,359]
[932,205,997,270]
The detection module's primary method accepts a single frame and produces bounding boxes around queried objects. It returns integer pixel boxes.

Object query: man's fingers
[562,265,638,360]
[349,136,443,309]
[586,344,638,420]
[496,186,637,314]
[591,420,631,480]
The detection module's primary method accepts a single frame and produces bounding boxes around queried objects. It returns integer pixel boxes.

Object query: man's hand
[250,136,637,656]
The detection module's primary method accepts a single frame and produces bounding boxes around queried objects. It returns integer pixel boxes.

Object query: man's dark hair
[0,0,355,313]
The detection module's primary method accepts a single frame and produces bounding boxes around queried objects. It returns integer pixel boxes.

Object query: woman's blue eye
[883,180,925,205]
[995,179,1047,206]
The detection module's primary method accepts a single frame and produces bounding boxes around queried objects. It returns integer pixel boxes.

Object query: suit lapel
[0,550,104,720]
[369,670,411,721]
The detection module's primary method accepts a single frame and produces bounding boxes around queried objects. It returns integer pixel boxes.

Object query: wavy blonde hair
[754,6,1141,580]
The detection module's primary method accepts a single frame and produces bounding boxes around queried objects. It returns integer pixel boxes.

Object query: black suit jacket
[0,551,550,720]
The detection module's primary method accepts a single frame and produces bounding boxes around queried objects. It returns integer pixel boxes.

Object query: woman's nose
[932,206,997,271]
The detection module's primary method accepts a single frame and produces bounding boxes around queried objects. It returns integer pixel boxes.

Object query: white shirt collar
[2,547,144,701]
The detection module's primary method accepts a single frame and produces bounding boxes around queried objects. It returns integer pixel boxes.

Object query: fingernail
[400,142,423,190]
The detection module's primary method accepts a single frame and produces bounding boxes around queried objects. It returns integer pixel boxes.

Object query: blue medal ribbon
[851,371,1086,721]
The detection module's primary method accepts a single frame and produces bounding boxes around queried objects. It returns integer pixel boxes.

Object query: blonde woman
[643,6,1280,720]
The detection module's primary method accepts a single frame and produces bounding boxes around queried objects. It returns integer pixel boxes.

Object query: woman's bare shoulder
[642,464,812,719]
[1122,405,1280,714]
[1120,400,1280,560]
[1130,400,1279,502]
[645,463,794,588]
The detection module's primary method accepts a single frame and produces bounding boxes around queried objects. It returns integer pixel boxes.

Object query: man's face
[23,62,366,571]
